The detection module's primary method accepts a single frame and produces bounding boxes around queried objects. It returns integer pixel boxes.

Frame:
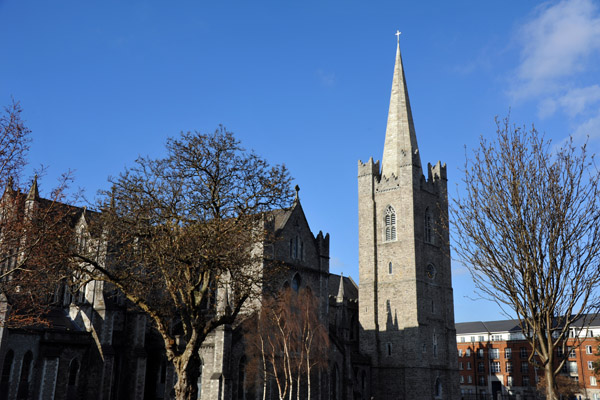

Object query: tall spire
[381,33,421,178]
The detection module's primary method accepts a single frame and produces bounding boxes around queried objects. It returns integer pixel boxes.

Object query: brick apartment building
[456,315,600,400]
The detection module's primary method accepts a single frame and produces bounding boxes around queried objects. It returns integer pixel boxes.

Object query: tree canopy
[452,117,600,400]
[70,127,294,400]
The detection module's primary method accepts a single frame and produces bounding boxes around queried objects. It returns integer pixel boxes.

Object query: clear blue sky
[2,0,600,323]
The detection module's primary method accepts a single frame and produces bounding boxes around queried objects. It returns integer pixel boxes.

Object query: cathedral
[0,39,458,399]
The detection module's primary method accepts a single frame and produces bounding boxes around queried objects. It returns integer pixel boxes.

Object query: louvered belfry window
[385,206,397,241]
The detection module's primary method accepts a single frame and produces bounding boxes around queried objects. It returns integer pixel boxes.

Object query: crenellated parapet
[357,157,381,179]
[420,160,448,195]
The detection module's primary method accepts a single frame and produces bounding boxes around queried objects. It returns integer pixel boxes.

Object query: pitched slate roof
[328,274,358,302]
[456,314,600,335]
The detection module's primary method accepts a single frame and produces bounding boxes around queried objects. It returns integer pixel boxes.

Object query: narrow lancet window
[424,208,433,244]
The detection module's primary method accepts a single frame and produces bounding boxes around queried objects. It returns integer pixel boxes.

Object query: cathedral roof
[328,273,358,302]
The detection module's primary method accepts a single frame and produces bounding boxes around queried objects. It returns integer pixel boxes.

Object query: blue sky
[2,0,600,323]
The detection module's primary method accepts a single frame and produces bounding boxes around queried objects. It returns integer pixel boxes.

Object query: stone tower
[358,38,459,399]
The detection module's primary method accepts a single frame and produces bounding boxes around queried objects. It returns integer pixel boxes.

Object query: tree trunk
[545,363,558,400]
[173,349,201,400]
[306,358,311,400]
[261,337,267,400]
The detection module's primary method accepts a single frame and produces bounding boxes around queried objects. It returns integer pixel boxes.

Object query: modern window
[490,348,499,359]
[492,334,502,341]
[460,337,465,343]
[505,348,512,359]
[520,347,527,358]
[568,361,577,374]
[470,336,475,342]
[385,206,397,241]
[491,362,501,373]
[478,336,485,342]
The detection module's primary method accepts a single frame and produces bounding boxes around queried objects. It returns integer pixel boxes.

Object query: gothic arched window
[331,364,339,400]
[17,351,33,399]
[291,273,301,292]
[237,356,246,400]
[385,206,397,241]
[1,349,14,397]
[68,359,79,386]
[435,377,442,398]
[424,208,433,244]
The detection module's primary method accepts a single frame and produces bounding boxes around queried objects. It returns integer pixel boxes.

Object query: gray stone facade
[357,41,459,400]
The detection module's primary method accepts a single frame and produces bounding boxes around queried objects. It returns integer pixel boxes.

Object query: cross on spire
[395,30,401,43]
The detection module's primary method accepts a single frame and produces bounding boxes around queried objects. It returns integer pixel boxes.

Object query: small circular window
[426,264,436,280]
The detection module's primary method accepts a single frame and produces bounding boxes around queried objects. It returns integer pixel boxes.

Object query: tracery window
[385,206,397,241]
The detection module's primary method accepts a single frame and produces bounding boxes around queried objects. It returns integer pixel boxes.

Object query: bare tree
[67,127,293,400]
[0,101,75,327]
[245,287,329,400]
[452,117,600,400]
[0,100,30,189]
